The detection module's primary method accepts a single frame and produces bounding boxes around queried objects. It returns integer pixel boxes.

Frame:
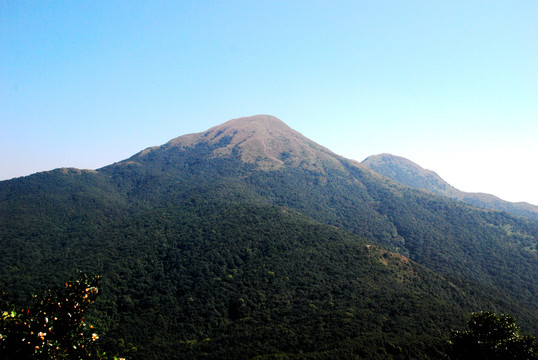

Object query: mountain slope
[1,115,537,359]
[116,115,536,307]
[362,153,538,220]
[2,186,531,359]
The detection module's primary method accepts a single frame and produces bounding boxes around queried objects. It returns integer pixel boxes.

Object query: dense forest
[1,116,537,359]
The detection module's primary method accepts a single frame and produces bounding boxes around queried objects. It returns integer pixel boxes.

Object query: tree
[0,273,105,359]
[448,312,537,360]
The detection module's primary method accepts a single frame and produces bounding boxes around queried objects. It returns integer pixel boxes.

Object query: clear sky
[1,1,537,205]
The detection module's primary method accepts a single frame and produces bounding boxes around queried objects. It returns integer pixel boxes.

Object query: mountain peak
[362,153,459,198]
[137,115,348,172]
[217,114,289,130]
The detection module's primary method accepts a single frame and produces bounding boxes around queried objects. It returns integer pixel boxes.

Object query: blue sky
[1,1,537,204]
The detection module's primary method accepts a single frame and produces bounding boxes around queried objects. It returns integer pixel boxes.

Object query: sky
[1,1,537,205]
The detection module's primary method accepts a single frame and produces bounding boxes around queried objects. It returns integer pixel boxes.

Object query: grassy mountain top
[119,115,351,172]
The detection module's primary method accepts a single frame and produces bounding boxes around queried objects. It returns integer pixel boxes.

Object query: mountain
[109,115,354,174]
[1,115,537,359]
[362,154,460,198]
[362,153,538,220]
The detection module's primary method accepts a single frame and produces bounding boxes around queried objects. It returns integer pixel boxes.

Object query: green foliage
[0,273,104,359]
[448,312,538,360]
[246,164,538,309]
[1,134,537,359]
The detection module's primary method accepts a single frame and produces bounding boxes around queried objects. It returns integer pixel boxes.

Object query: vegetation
[246,164,538,309]
[1,119,537,358]
[0,273,105,359]
[448,312,538,360]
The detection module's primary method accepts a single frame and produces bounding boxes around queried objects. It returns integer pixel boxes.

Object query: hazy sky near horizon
[1,1,537,204]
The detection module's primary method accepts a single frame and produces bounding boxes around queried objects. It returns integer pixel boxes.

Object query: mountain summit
[362,153,461,198]
[121,115,350,172]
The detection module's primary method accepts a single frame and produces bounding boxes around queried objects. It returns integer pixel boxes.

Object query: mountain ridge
[362,153,538,220]
[10,116,535,211]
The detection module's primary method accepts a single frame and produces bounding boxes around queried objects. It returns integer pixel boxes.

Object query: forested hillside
[1,115,537,359]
